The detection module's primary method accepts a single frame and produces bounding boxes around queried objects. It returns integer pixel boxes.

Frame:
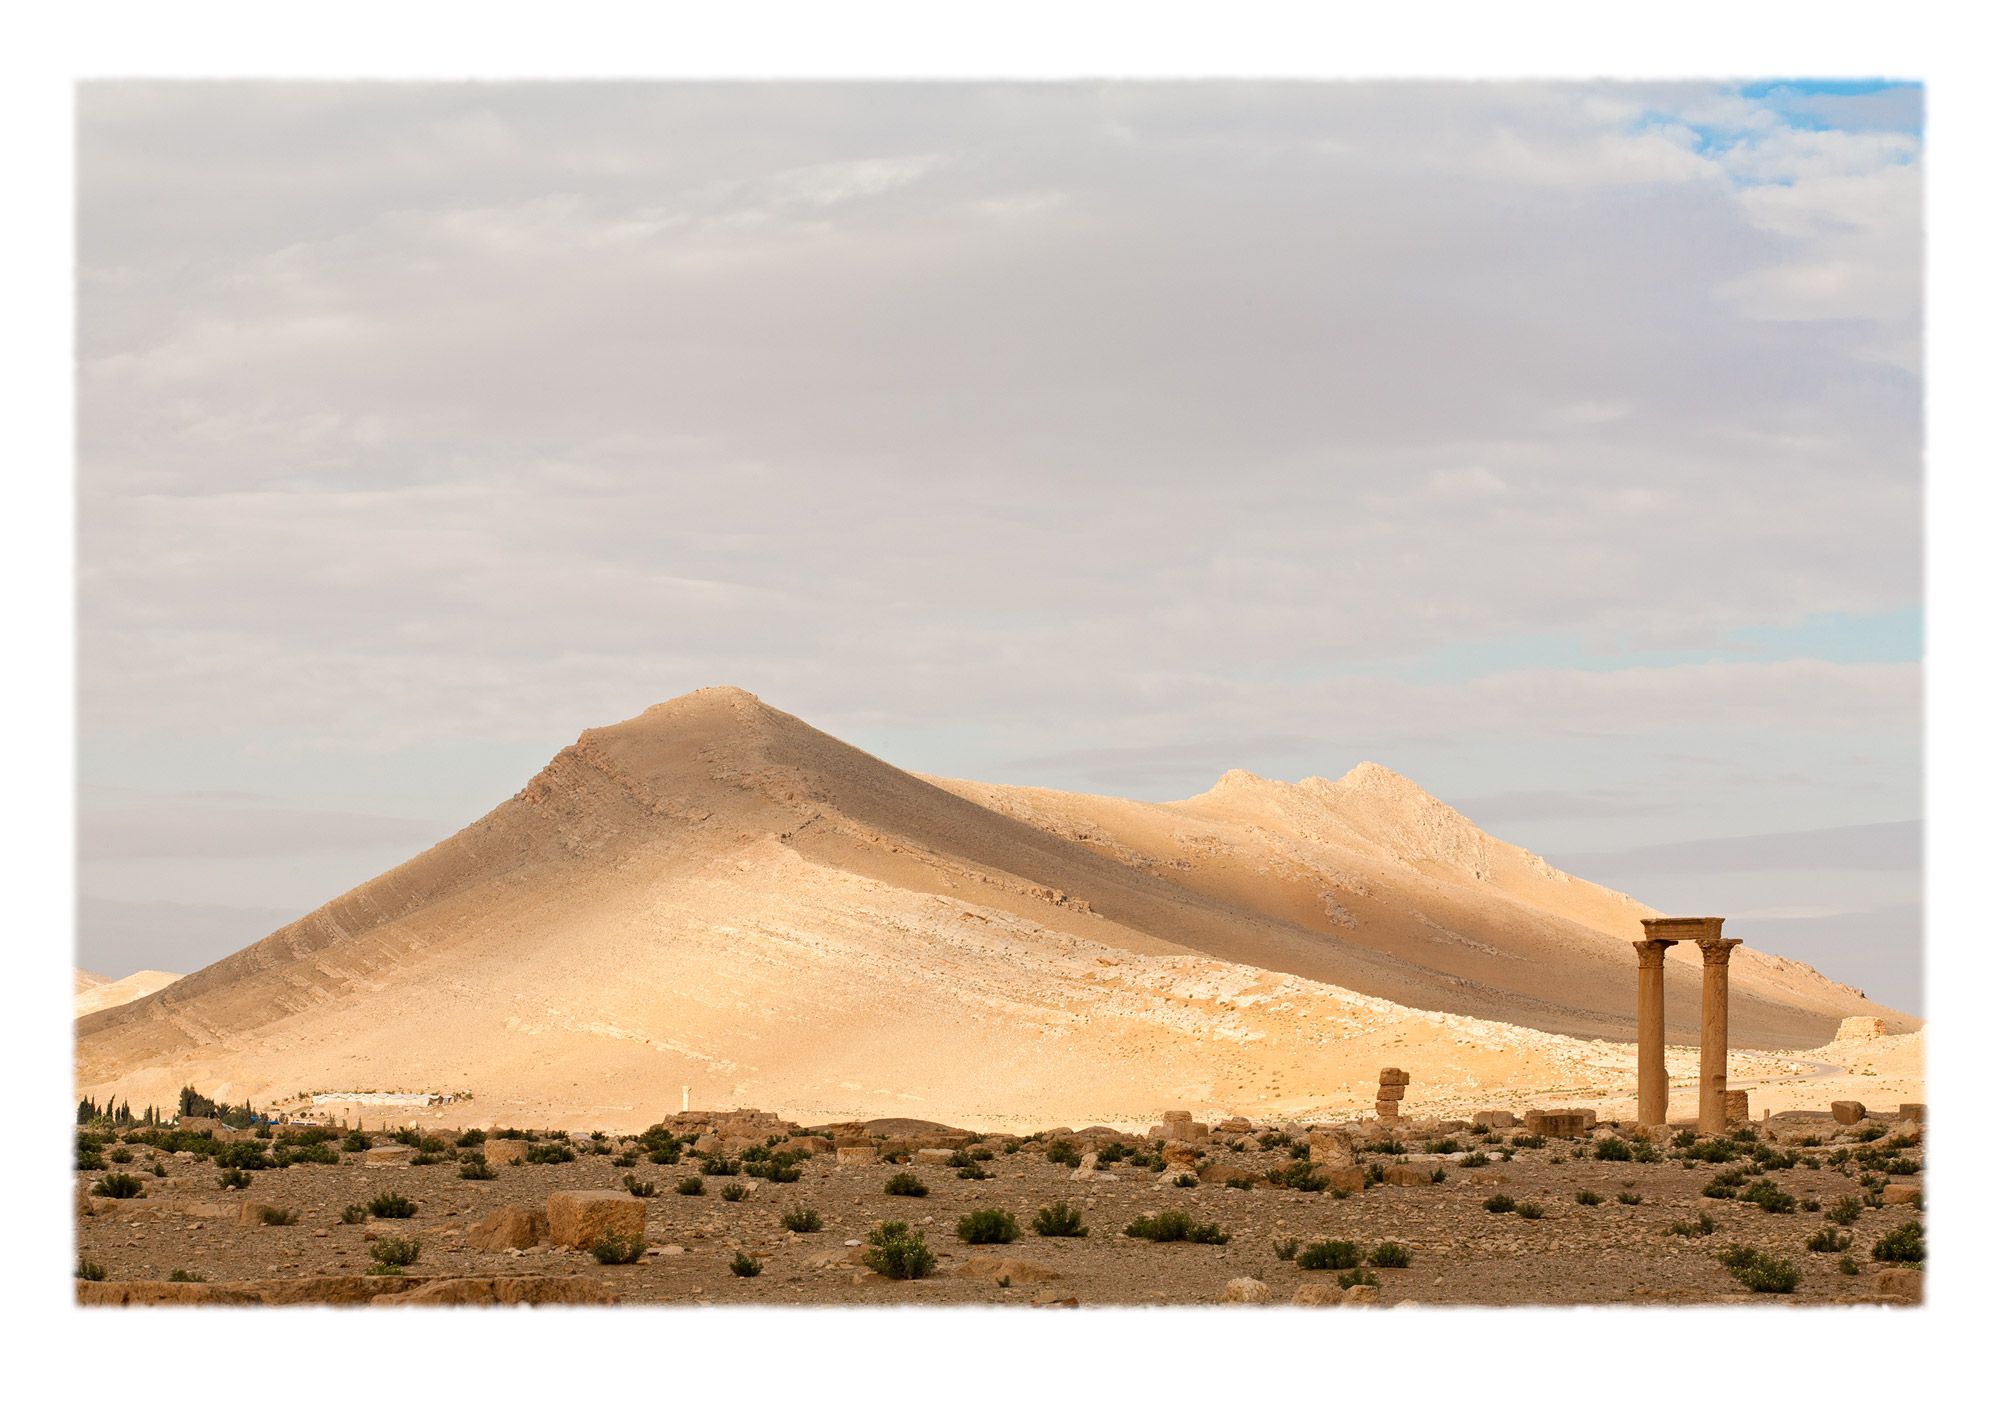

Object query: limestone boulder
[1831,1101,1868,1126]
[545,1191,647,1250]
[362,1144,414,1166]
[1872,1267,1922,1302]
[1881,1184,1922,1206]
[374,1275,616,1306]
[1382,1164,1436,1188]
[1472,1110,1517,1129]
[913,1148,957,1166]
[483,1138,531,1166]
[1292,1283,1343,1306]
[836,1146,878,1167]
[1319,1165,1367,1195]
[1898,1103,1926,1123]
[465,1205,548,1252]
[1222,1277,1271,1304]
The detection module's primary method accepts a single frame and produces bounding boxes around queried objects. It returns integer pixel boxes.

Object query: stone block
[1881,1184,1922,1206]
[836,1145,878,1167]
[1214,1117,1253,1134]
[1293,1283,1343,1306]
[1319,1165,1367,1195]
[1524,1109,1595,1138]
[1724,1090,1750,1125]
[363,1144,414,1166]
[1376,1084,1407,1101]
[1472,1110,1517,1129]
[1831,1101,1868,1126]
[483,1138,530,1166]
[1873,1267,1922,1302]
[1898,1103,1926,1123]
[913,1147,956,1166]
[1382,1163,1434,1188]
[1306,1132,1353,1168]
[1378,1068,1410,1087]
[545,1191,647,1250]
[1222,1277,1271,1304]
[465,1205,548,1251]
[1162,1110,1192,1125]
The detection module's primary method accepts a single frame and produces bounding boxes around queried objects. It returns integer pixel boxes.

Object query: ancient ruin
[1633,917,1741,1134]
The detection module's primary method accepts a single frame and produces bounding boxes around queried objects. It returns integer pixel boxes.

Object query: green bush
[1033,1201,1088,1238]
[592,1233,646,1265]
[525,1142,575,1165]
[676,1176,705,1196]
[781,1205,822,1233]
[1739,1180,1796,1214]
[720,1182,748,1202]
[1666,1212,1716,1237]
[1297,1239,1362,1270]
[167,1268,205,1283]
[217,1168,252,1190]
[342,1133,371,1152]
[730,1251,763,1277]
[1483,1194,1516,1214]
[1515,1201,1545,1220]
[367,1191,417,1218]
[1872,1221,1925,1264]
[1267,1160,1329,1192]
[259,1206,300,1226]
[1460,1152,1491,1168]
[623,1175,656,1197]
[1617,1191,1642,1206]
[1718,1243,1799,1293]
[862,1221,936,1279]
[884,1172,929,1198]
[1829,1194,1863,1226]
[459,1159,496,1180]
[1838,1253,1861,1276]
[1046,1139,1082,1168]
[1124,1210,1229,1244]
[340,1203,366,1224]
[1370,1241,1412,1268]
[1575,1189,1603,1206]
[456,1129,485,1148]
[1271,1237,1300,1262]
[955,1209,1019,1245]
[1805,1226,1852,1253]
[1337,1269,1379,1289]
[91,1173,144,1199]
[75,1257,107,1281]
[1594,1137,1632,1162]
[369,1235,421,1268]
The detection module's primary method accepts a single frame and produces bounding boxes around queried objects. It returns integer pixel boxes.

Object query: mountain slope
[76,687,1912,1128]
[74,970,182,1019]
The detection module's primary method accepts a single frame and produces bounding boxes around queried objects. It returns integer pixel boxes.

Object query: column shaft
[1633,940,1672,1126]
[1696,939,1740,1136]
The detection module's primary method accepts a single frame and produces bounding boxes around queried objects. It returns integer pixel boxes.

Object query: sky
[76,80,1923,1009]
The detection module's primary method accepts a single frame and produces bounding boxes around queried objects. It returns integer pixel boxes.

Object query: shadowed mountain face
[76,688,1912,1128]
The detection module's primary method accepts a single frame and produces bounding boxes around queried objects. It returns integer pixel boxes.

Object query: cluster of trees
[178,1086,264,1127]
[76,1097,155,1126]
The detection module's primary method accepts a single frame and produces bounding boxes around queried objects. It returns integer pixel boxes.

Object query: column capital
[1697,937,1742,964]
[1632,939,1675,967]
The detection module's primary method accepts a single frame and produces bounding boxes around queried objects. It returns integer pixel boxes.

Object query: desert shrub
[1806,1227,1852,1253]
[75,1258,107,1281]
[956,1209,1019,1245]
[1514,1134,1546,1150]
[1225,1175,1254,1190]
[1360,1139,1407,1155]
[1272,1237,1301,1262]
[150,1162,166,1177]
[1172,1171,1198,1189]
[1093,1142,1132,1166]
[1370,1241,1413,1268]
[1617,1190,1642,1206]
[1033,1201,1088,1238]
[217,1168,252,1190]
[1125,1210,1229,1244]
[1423,1137,1460,1154]
[1046,1139,1082,1168]
[1594,1137,1632,1162]
[456,1129,485,1148]
[1884,1155,1919,1176]
[92,1173,143,1199]
[342,1133,371,1152]
[1460,1152,1491,1169]
[781,1206,822,1234]
[884,1172,929,1198]
[591,1233,646,1265]
[1666,1212,1716,1237]
[1515,1201,1545,1220]
[277,1142,341,1166]
[525,1142,575,1165]
[1829,1194,1863,1226]
[1267,1160,1329,1192]
[1483,1194,1516,1214]
[1575,1189,1603,1205]
[623,1176,656,1197]
[167,1269,205,1283]
[698,1154,740,1176]
[459,1160,496,1180]
[366,1191,417,1218]
[1337,1268,1379,1289]
[1686,1138,1739,1164]
[1740,1180,1796,1214]
[369,1235,421,1267]
[611,1153,637,1168]
[1297,1239,1362,1271]
[1257,1132,1287,1150]
[676,1176,705,1196]
[1839,1253,1861,1275]
[215,1141,271,1170]
[1852,1123,1887,1142]
[720,1182,748,1203]
[863,1221,936,1279]
[108,1147,132,1164]
[408,1151,445,1167]
[1430,1166,1447,1184]
[1718,1244,1799,1293]
[259,1206,300,1226]
[1872,1222,1925,1264]
[729,1251,763,1277]
[340,1204,366,1224]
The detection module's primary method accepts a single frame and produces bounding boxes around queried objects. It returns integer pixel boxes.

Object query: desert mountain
[76,688,1913,1130]
[74,970,183,1019]
[75,968,111,994]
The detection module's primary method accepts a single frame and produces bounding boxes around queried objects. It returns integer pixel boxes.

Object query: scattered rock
[1292,1283,1343,1306]
[465,1205,549,1252]
[1830,1101,1868,1126]
[1222,1277,1271,1304]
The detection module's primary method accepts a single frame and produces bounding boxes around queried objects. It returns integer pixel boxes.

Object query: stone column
[1633,940,1674,1125]
[1696,938,1741,1135]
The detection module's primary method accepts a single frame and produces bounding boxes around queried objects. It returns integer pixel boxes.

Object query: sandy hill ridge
[75,970,183,1019]
[76,687,1914,1130]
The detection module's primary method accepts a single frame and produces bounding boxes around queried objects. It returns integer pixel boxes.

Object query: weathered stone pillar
[1633,940,1674,1125]
[1696,938,1741,1135]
